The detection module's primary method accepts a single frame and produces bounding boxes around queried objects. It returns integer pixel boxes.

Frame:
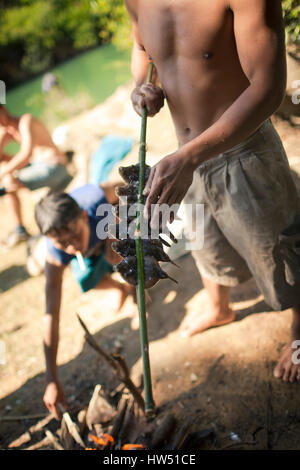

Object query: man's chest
[136,0,232,62]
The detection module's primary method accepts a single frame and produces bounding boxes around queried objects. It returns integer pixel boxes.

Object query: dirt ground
[1,78,300,450]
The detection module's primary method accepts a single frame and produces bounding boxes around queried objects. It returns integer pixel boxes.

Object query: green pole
[135,60,156,418]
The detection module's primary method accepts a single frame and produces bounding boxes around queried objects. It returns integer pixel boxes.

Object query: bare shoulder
[19,113,33,128]
[228,0,283,22]
[124,0,138,20]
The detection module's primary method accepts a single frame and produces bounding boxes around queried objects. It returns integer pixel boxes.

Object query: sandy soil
[0,76,300,450]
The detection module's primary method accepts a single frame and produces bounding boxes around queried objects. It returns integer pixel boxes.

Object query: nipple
[203,51,213,59]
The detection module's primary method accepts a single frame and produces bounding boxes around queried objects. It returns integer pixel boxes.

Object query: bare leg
[273,305,300,383]
[94,274,135,312]
[2,174,24,227]
[180,276,235,337]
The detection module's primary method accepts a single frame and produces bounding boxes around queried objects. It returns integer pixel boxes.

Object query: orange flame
[122,444,146,450]
[90,433,115,447]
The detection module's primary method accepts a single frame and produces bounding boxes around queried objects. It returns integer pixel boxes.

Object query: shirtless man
[0,105,71,246]
[125,0,300,382]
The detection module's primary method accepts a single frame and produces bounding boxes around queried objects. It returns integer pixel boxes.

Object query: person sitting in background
[0,104,72,247]
[34,182,133,419]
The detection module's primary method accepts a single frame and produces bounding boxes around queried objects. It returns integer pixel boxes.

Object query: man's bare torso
[3,115,67,165]
[29,117,67,165]
[127,0,250,145]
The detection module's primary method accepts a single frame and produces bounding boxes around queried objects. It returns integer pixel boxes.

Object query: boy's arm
[43,254,67,419]
[0,114,33,177]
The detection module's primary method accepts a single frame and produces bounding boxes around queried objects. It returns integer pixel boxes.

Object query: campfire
[42,384,214,451]
[28,315,214,451]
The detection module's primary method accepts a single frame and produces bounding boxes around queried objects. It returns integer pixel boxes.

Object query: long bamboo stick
[135,59,156,418]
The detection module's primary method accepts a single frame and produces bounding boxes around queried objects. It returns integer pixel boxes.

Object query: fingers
[131,84,164,117]
[45,401,60,420]
[140,84,163,116]
[133,96,145,117]
[289,365,298,383]
[149,190,183,229]
[143,184,162,221]
[143,167,155,197]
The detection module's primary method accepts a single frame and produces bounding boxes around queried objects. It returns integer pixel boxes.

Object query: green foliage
[282,0,300,45]
[93,0,133,50]
[0,0,126,86]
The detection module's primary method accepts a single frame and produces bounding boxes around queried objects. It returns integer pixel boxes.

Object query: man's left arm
[184,0,286,164]
[0,114,33,178]
[144,0,286,222]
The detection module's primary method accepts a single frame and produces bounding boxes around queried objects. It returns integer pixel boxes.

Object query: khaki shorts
[184,119,300,311]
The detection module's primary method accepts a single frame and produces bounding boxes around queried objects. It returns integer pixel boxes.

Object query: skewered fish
[114,255,178,289]
[119,164,151,184]
[111,239,178,267]
[111,163,179,288]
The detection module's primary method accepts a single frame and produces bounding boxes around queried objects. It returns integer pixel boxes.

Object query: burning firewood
[88,432,114,450]
[45,429,64,450]
[169,417,194,450]
[59,405,85,448]
[86,384,116,430]
[77,408,87,436]
[110,398,128,441]
[150,413,177,449]
[118,402,136,444]
[60,416,75,450]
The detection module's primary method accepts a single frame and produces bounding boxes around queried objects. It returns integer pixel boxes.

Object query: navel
[203,51,213,59]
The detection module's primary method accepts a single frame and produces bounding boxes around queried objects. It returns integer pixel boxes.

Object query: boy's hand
[43,380,67,420]
[131,83,165,117]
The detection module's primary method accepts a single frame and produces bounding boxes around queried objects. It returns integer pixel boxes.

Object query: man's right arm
[43,254,66,419]
[125,0,165,116]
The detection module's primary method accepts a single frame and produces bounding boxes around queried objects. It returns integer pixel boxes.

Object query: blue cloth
[89,135,134,184]
[46,184,114,291]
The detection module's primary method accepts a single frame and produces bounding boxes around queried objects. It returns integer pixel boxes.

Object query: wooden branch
[170,418,194,450]
[111,399,128,440]
[45,430,64,450]
[0,413,48,422]
[59,404,85,449]
[112,354,145,411]
[77,313,145,412]
[150,414,177,449]
[77,314,115,367]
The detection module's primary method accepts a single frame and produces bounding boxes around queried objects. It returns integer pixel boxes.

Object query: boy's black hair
[35,191,82,235]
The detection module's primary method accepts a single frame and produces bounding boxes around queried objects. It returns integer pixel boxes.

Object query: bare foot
[180,308,235,337]
[273,341,300,383]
